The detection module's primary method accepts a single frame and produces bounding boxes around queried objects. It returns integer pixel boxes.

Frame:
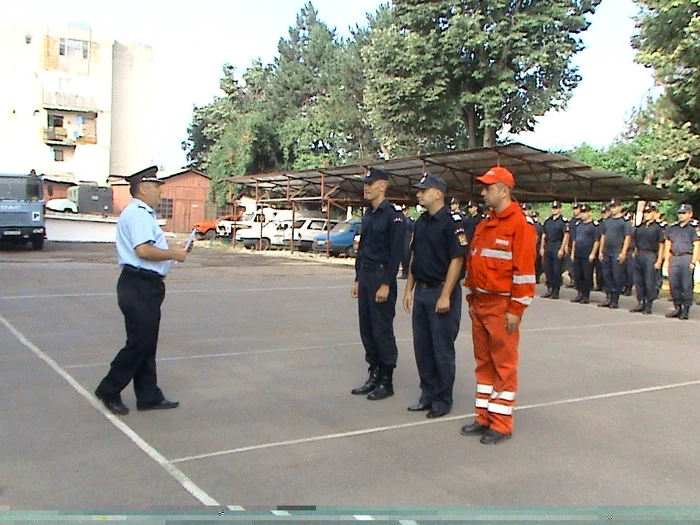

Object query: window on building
[49,115,64,128]
[53,148,64,162]
[157,198,173,218]
[59,38,89,59]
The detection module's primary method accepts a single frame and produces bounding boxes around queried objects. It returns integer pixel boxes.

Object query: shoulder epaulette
[393,204,403,212]
[452,213,463,222]
[670,221,679,227]
[525,216,535,225]
[563,218,570,223]
[593,220,599,226]
[623,216,630,221]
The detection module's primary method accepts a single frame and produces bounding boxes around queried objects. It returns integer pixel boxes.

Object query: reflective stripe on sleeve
[513,296,534,305]
[513,274,537,284]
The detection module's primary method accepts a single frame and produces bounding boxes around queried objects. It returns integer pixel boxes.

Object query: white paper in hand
[184,228,197,251]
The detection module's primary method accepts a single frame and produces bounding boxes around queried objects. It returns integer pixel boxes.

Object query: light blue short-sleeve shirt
[116,198,171,276]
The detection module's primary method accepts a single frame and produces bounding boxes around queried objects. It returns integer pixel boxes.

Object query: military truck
[0,171,46,250]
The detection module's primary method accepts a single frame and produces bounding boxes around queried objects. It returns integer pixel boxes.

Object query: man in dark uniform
[570,204,600,304]
[664,203,700,320]
[630,204,665,314]
[351,167,406,400]
[598,199,633,309]
[95,166,190,416]
[565,203,582,288]
[403,173,466,419]
[622,207,636,296]
[531,211,544,283]
[540,201,569,299]
[399,205,414,279]
[594,204,611,292]
[450,197,465,219]
[463,200,485,247]
[654,208,668,299]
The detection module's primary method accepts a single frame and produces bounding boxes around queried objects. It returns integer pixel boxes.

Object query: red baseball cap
[476,166,515,188]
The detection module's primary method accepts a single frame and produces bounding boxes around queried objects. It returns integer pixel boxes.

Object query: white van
[216,208,295,237]
[235,220,292,250]
[283,218,338,252]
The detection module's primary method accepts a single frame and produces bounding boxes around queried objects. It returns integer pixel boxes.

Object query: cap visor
[475,175,498,185]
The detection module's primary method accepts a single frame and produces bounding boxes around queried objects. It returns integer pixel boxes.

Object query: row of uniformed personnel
[522,200,700,318]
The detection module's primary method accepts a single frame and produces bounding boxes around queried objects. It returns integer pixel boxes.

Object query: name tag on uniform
[495,238,510,247]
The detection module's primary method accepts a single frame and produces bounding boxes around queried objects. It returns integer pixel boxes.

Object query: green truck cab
[0,171,46,250]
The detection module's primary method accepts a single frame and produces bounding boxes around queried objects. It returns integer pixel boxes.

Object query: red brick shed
[111,168,212,233]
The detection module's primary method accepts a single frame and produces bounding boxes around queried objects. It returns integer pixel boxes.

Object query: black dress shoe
[480,428,512,445]
[460,421,488,435]
[137,399,179,411]
[426,407,450,418]
[95,390,129,416]
[407,401,431,411]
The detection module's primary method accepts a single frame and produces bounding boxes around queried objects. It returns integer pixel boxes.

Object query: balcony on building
[42,90,97,113]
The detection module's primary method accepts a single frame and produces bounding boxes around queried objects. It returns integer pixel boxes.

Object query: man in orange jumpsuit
[460,167,537,445]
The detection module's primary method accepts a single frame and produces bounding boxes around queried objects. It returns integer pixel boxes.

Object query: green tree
[362,0,601,157]
[630,0,700,198]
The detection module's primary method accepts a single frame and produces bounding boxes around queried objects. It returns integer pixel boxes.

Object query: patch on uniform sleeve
[394,216,403,223]
[458,233,468,246]
[452,214,462,222]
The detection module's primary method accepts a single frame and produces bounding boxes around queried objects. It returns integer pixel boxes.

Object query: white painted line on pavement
[61,318,673,370]
[170,379,700,464]
[0,285,348,301]
[0,313,221,508]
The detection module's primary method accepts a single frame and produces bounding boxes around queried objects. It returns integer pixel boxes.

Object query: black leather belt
[672,252,692,256]
[637,249,657,253]
[416,281,443,289]
[122,264,165,281]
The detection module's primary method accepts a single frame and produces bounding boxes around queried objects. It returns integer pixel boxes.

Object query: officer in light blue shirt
[95,166,191,416]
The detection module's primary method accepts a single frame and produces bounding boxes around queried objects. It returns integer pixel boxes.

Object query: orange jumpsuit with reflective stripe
[465,202,537,434]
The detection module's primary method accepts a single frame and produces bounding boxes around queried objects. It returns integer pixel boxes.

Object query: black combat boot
[351,365,379,395]
[367,367,394,400]
[643,301,653,315]
[630,301,645,313]
[623,285,633,297]
[609,293,620,309]
[680,305,690,320]
[666,305,682,318]
[580,292,591,304]
[571,292,583,303]
[598,294,611,307]
[541,287,552,298]
[550,287,560,300]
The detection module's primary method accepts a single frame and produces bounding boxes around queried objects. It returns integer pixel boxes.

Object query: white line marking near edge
[0,314,220,507]
[0,285,348,301]
[61,319,671,370]
[170,379,700,464]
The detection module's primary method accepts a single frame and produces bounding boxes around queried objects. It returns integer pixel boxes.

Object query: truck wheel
[344,246,353,258]
[203,230,216,240]
[259,238,271,251]
[32,237,45,251]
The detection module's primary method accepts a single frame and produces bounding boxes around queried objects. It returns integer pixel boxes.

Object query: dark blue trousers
[634,252,657,303]
[670,255,693,307]
[412,283,461,412]
[603,254,625,294]
[358,267,399,368]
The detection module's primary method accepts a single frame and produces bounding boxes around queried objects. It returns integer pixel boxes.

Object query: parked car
[217,208,296,238]
[312,220,361,257]
[235,220,291,250]
[193,213,242,240]
[283,218,338,252]
[45,198,78,213]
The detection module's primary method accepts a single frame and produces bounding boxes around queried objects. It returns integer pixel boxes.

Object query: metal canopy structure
[227,142,669,204]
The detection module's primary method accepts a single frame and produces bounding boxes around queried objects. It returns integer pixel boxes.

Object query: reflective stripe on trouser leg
[473,294,519,435]
[470,305,494,428]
